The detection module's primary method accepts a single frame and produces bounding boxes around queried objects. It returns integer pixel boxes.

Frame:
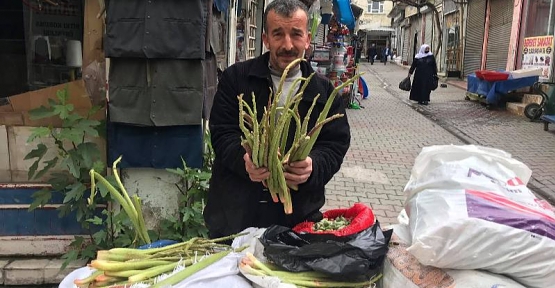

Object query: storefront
[484,0,514,71]
[463,0,486,77]
[0,1,86,98]
[517,0,555,81]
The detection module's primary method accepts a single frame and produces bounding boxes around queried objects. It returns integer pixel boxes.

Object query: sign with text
[522,35,553,80]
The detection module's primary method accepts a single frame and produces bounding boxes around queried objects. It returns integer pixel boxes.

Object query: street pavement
[324,61,555,227]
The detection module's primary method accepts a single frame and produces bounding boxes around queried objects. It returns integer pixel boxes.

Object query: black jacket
[204,53,351,237]
[105,0,208,59]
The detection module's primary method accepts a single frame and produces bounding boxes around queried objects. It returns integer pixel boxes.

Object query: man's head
[262,0,311,73]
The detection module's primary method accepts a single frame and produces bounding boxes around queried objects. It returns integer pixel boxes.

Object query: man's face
[425,47,430,53]
[263,9,311,73]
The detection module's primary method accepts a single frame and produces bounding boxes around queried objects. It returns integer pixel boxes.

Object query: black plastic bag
[430,74,439,91]
[399,76,411,91]
[259,221,393,280]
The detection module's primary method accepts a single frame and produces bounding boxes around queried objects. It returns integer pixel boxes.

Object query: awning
[359,24,395,34]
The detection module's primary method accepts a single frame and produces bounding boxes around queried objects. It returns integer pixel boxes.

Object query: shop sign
[522,35,553,80]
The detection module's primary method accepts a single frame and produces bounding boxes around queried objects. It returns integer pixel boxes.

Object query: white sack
[381,224,526,288]
[404,145,555,288]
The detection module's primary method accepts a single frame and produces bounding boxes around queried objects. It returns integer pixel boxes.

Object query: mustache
[277,49,299,57]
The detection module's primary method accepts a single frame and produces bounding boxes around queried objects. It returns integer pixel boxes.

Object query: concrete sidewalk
[324,64,465,225]
[325,59,555,225]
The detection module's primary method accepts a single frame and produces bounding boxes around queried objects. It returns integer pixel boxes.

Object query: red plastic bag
[293,203,375,237]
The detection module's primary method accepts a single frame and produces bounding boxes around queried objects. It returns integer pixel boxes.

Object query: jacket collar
[249,52,325,104]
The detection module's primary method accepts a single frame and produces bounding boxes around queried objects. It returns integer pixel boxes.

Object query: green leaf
[75,142,100,169]
[27,160,40,180]
[28,188,52,211]
[49,173,71,191]
[80,244,97,260]
[29,106,57,120]
[63,182,87,204]
[63,113,83,127]
[97,175,117,198]
[54,103,74,120]
[27,127,51,143]
[33,157,58,180]
[24,143,47,160]
[60,250,78,271]
[61,152,81,178]
[92,160,105,175]
[92,230,107,245]
[47,98,58,107]
[58,128,83,143]
[56,88,69,104]
[86,216,104,226]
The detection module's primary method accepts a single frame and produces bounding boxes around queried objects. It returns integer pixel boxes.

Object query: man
[204,0,351,239]
[382,46,391,65]
[367,43,377,65]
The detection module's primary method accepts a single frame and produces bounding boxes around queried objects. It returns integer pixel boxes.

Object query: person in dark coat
[408,44,437,105]
[367,43,377,64]
[382,46,391,65]
[204,0,351,239]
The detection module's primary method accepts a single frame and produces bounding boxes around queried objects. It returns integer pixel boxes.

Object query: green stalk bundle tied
[238,59,362,214]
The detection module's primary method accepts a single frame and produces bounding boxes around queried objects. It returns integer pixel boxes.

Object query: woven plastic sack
[293,203,375,236]
[404,145,555,288]
[381,224,526,288]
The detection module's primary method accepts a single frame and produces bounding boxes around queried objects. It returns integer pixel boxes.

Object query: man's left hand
[284,156,313,188]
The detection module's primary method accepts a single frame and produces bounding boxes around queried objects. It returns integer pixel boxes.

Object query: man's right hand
[244,153,270,184]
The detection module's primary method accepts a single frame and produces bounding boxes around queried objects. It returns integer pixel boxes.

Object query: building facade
[390,0,555,82]
[353,0,394,56]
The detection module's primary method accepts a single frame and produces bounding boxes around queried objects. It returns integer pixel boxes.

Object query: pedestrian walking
[367,43,377,65]
[408,44,437,105]
[382,46,391,65]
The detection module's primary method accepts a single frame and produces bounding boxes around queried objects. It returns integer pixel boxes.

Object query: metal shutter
[463,0,486,76]
[402,26,411,63]
[485,0,513,71]
[425,12,433,47]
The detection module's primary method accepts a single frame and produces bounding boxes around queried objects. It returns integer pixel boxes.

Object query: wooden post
[83,0,105,68]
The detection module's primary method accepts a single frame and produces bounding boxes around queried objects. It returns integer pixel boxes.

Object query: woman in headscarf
[408,44,437,105]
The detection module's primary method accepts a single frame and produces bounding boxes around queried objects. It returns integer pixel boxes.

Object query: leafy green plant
[160,129,214,241]
[24,87,214,268]
[24,87,137,268]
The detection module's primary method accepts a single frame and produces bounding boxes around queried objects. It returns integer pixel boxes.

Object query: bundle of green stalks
[240,252,381,288]
[89,156,151,245]
[74,234,245,287]
[239,59,361,214]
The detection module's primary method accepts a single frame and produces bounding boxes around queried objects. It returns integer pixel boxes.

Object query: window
[368,1,384,14]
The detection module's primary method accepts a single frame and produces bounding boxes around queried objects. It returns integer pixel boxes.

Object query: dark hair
[263,0,309,33]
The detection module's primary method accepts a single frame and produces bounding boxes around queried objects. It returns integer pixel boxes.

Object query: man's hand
[284,156,313,188]
[244,153,270,184]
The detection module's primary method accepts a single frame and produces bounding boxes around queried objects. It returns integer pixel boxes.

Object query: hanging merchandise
[332,0,355,30]
[321,0,333,25]
[308,0,322,37]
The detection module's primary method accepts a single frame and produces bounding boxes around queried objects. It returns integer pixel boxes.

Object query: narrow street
[325,62,555,226]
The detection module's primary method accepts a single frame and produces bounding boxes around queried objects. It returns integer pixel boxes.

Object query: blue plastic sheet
[467,74,539,105]
[332,0,355,30]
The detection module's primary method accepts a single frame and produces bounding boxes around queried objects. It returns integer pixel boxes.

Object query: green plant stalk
[150,250,231,288]
[131,195,151,244]
[90,259,173,272]
[250,92,261,167]
[127,261,183,282]
[74,270,103,287]
[89,171,146,244]
[112,156,140,225]
[103,269,146,278]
